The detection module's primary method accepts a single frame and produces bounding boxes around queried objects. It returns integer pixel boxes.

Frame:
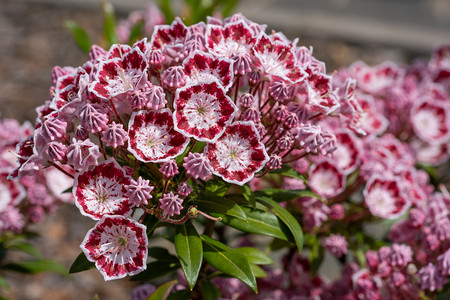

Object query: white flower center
[135,124,170,159]
[184,92,220,129]
[214,134,251,171]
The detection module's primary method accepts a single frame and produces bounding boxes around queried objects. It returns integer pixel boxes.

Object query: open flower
[183,51,234,91]
[80,215,148,281]
[91,47,148,99]
[205,121,269,185]
[173,81,237,142]
[73,159,133,220]
[363,175,410,219]
[128,109,189,163]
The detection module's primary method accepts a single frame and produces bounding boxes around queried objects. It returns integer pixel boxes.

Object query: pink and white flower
[411,99,450,145]
[205,121,269,185]
[308,160,346,199]
[173,81,237,142]
[91,48,148,99]
[80,215,148,281]
[182,51,234,91]
[73,159,133,220]
[363,175,410,219]
[128,109,190,163]
[330,129,361,175]
[253,33,306,83]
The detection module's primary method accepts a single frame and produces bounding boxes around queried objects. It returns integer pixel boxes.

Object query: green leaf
[306,234,324,275]
[128,21,144,44]
[239,184,256,208]
[270,164,306,181]
[256,196,303,253]
[157,0,175,24]
[147,280,178,300]
[220,206,293,242]
[148,247,178,262]
[196,196,247,221]
[250,264,267,278]
[0,275,9,290]
[221,0,240,16]
[255,188,322,203]
[204,180,230,197]
[166,289,191,300]
[4,259,68,276]
[9,241,41,259]
[102,2,119,46]
[64,20,92,54]
[175,222,203,290]
[131,260,179,281]
[200,279,221,300]
[268,238,292,251]
[69,252,95,274]
[200,235,257,293]
[234,247,273,265]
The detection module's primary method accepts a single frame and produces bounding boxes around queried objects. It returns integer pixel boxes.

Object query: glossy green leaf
[196,196,247,221]
[255,188,322,203]
[204,180,230,197]
[147,280,178,300]
[270,164,306,181]
[102,2,119,45]
[69,252,95,273]
[221,206,293,242]
[4,259,68,276]
[234,247,273,265]
[200,235,257,293]
[250,264,267,278]
[200,279,221,300]
[175,222,203,290]
[239,184,256,208]
[64,20,92,54]
[131,260,179,281]
[256,196,303,253]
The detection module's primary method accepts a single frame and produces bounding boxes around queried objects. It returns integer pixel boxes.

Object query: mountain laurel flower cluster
[0,119,73,234]
[206,45,450,299]
[8,13,361,282]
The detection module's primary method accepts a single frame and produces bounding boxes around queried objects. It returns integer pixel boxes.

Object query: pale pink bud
[47,141,67,161]
[238,93,255,108]
[79,103,109,133]
[177,181,192,198]
[247,70,261,85]
[159,159,179,178]
[41,118,67,142]
[145,85,167,110]
[162,66,186,90]
[267,154,282,170]
[160,192,183,216]
[242,107,261,122]
[183,152,212,181]
[102,122,128,148]
[126,176,153,206]
[330,204,344,220]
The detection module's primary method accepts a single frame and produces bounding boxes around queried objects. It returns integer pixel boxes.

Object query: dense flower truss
[7,12,369,283]
[80,215,148,281]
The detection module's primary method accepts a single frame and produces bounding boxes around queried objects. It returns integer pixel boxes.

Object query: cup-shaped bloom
[411,99,450,145]
[80,215,148,281]
[73,159,133,220]
[308,160,346,199]
[173,81,237,143]
[363,175,410,219]
[128,109,189,163]
[205,121,269,185]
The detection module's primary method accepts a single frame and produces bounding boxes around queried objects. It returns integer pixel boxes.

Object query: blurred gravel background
[1,0,449,299]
